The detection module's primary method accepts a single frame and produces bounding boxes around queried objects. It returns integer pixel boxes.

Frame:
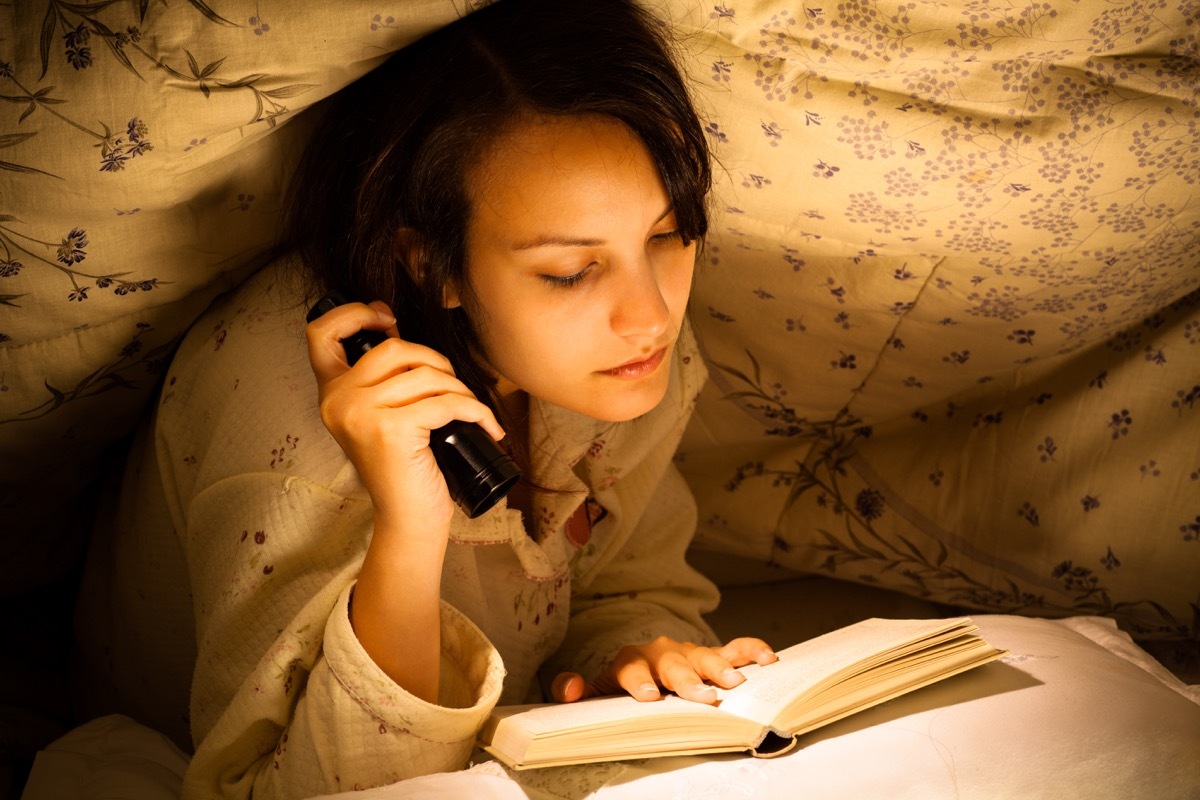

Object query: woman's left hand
[551,636,777,705]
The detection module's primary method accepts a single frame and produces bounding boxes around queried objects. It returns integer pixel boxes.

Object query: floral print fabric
[661,0,1200,648]
[0,0,472,596]
[1,0,1196,687]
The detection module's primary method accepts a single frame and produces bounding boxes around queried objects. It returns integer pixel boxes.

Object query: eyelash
[539,231,684,288]
[541,264,594,288]
[651,229,683,244]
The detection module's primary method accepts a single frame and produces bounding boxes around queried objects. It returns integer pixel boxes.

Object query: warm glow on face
[460,115,695,421]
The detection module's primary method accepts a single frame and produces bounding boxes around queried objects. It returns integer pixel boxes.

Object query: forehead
[466,114,664,240]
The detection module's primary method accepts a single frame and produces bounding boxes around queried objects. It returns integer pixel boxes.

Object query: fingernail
[374,306,396,325]
[721,668,745,685]
[692,684,717,699]
[757,650,777,664]
[638,683,660,698]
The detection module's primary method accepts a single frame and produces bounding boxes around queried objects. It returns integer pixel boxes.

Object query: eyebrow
[509,205,675,251]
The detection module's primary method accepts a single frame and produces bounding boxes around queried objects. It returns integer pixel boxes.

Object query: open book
[479,616,1007,770]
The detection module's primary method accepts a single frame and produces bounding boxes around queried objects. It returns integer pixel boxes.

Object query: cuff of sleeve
[322,582,506,743]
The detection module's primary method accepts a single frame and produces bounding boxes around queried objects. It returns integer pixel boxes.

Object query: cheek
[461,294,525,378]
[666,251,697,312]
[474,302,573,385]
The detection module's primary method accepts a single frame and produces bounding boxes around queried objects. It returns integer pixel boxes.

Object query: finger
[338,363,479,408]
[337,334,456,386]
[403,385,506,445]
[325,385,507,448]
[305,301,399,381]
[652,653,718,705]
[366,300,401,337]
[718,637,778,667]
[314,331,507,442]
[329,339,478,438]
[307,299,397,347]
[606,657,663,702]
[351,334,455,376]
[686,647,746,689]
[550,672,588,703]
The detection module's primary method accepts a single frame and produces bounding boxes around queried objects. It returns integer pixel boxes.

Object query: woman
[77,1,775,797]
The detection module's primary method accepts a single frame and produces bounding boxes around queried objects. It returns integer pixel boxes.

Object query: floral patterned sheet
[663,0,1200,656]
[0,0,472,589]
[0,0,1196,675]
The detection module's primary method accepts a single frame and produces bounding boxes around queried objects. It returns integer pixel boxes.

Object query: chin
[583,380,671,423]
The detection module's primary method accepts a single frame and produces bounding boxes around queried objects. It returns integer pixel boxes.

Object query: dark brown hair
[287,0,711,429]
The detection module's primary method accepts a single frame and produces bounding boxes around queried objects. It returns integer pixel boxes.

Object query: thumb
[550,672,589,703]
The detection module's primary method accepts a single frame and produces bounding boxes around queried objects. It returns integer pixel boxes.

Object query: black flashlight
[307,291,521,519]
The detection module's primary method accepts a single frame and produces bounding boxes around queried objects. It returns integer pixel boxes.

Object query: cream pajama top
[81,254,720,799]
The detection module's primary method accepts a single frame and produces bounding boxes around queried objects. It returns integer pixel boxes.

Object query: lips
[601,347,667,379]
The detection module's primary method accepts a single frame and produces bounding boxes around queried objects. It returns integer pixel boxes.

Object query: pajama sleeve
[148,261,513,799]
[177,471,507,799]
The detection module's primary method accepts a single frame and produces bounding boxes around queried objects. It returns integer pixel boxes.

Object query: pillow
[659,0,1200,648]
[589,614,1200,799]
[22,714,188,800]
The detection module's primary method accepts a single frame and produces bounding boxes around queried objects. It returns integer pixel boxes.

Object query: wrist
[368,484,454,532]
[367,508,451,560]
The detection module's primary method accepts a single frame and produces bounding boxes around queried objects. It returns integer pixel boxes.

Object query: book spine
[749,729,798,759]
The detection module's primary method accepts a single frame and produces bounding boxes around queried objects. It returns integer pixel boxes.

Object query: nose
[609,258,671,342]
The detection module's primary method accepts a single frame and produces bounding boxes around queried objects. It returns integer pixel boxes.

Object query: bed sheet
[23,615,1200,800]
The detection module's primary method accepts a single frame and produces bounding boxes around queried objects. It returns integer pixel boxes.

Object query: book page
[488,693,731,736]
[481,693,766,767]
[716,617,977,727]
[783,637,1001,734]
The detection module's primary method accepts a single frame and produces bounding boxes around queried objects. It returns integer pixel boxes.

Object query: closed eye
[540,263,595,288]
[650,229,682,244]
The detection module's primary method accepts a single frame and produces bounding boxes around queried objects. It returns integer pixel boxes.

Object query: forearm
[350,516,448,703]
[305,297,501,703]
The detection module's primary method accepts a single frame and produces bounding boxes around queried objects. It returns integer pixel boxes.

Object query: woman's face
[459,114,696,422]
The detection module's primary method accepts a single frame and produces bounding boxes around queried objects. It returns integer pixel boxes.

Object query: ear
[392,226,425,284]
[442,277,463,310]
[393,227,461,308]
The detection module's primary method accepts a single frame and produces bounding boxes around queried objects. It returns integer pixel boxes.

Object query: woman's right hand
[305,299,506,702]
[304,299,506,534]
